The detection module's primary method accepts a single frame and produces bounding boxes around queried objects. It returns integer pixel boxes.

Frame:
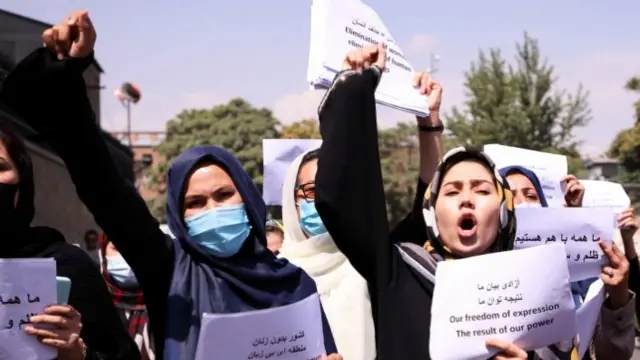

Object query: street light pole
[426,53,441,75]
[125,99,132,149]
[114,82,142,149]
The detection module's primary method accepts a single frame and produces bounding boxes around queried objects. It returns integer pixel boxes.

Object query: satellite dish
[114,82,142,104]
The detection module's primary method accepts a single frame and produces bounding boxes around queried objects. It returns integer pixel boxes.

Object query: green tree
[280,119,321,139]
[607,76,640,182]
[378,123,420,226]
[146,98,280,222]
[445,32,591,175]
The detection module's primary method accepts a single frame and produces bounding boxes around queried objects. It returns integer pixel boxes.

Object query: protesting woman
[314,43,525,359]
[100,234,155,359]
[500,165,636,359]
[1,10,338,360]
[0,125,139,358]
[279,149,376,360]
[314,44,629,359]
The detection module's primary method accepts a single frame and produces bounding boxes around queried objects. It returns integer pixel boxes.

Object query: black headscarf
[0,122,65,258]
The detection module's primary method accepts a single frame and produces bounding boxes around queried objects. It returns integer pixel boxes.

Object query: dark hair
[295,149,320,187]
[84,229,98,240]
[0,122,35,223]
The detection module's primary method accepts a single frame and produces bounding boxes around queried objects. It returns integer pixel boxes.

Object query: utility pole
[114,82,142,149]
[426,53,441,75]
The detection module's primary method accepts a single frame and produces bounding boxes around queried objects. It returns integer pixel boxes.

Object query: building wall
[110,131,165,201]
[0,10,102,124]
[28,142,98,247]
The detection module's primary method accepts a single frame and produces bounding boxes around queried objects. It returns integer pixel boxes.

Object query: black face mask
[0,183,19,228]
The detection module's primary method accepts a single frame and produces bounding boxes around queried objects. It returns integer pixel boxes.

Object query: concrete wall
[28,142,98,247]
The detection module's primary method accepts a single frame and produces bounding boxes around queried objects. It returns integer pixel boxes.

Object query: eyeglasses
[295,182,316,202]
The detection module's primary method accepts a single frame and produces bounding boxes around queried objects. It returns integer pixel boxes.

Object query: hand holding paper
[414,72,442,113]
[342,44,386,72]
[561,175,584,207]
[25,304,84,357]
[598,241,630,309]
[485,338,527,359]
[617,208,638,239]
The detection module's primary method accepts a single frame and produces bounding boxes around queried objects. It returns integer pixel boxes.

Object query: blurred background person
[265,217,284,254]
[84,228,100,264]
[100,233,155,359]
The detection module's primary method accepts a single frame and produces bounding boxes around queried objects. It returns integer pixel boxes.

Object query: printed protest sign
[430,245,576,360]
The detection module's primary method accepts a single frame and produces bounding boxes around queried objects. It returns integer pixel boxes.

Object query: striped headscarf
[421,147,516,259]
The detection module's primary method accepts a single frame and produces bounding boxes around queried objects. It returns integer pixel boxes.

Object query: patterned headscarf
[421,148,579,360]
[421,147,516,259]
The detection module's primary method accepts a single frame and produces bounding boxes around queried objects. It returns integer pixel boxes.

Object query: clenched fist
[342,44,386,73]
[42,10,96,60]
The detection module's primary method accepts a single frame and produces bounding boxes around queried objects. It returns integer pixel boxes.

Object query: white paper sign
[581,180,631,208]
[0,259,57,360]
[483,144,568,207]
[576,280,605,358]
[515,207,616,281]
[194,293,326,360]
[263,139,323,205]
[430,245,576,360]
[308,0,428,116]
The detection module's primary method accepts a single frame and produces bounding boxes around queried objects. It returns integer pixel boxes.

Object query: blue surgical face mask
[298,200,328,237]
[106,253,139,288]
[185,203,251,258]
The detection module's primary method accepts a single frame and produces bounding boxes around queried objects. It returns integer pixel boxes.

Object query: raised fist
[42,10,96,60]
[342,44,386,72]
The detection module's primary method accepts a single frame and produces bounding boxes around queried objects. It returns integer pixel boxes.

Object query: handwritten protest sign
[430,245,576,360]
[0,258,57,360]
[576,280,605,358]
[308,0,428,116]
[263,139,323,205]
[581,180,630,208]
[483,144,567,207]
[194,293,325,360]
[515,207,616,281]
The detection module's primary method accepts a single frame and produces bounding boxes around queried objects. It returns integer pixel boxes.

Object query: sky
[3,0,639,158]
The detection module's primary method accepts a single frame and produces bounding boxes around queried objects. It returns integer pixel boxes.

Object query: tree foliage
[280,119,321,139]
[146,98,280,222]
[445,33,591,175]
[378,123,420,226]
[608,76,640,180]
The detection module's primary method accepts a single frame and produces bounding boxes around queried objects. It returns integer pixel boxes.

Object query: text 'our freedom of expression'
[449,278,561,338]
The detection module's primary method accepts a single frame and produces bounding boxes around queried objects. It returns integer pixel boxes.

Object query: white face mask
[515,202,542,209]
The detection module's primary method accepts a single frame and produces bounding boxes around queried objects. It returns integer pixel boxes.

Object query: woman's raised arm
[0,45,172,299]
[315,45,391,283]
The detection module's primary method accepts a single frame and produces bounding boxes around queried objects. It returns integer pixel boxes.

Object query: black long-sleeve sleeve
[389,178,428,245]
[315,68,391,285]
[626,256,640,329]
[0,49,173,352]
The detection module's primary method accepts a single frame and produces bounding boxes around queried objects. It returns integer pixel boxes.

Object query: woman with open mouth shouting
[313,43,526,359]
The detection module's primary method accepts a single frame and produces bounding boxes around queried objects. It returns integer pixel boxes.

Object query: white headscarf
[279,150,376,360]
